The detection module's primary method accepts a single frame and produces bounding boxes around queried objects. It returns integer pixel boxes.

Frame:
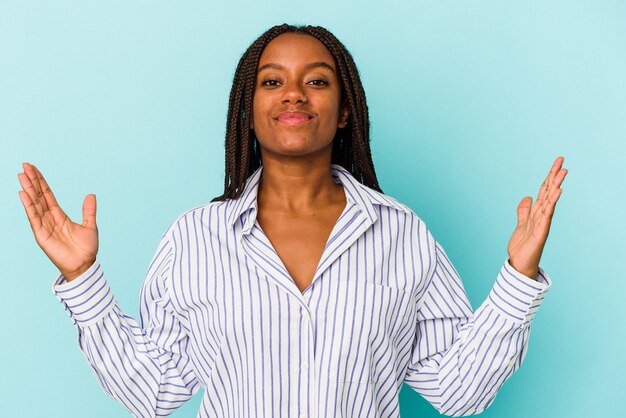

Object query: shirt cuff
[487,259,552,326]
[51,259,116,327]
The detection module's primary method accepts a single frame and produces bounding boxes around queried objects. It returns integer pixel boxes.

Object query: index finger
[18,190,43,233]
[537,156,564,202]
[32,164,60,210]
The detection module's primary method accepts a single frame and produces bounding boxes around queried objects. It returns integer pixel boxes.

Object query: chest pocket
[316,280,415,384]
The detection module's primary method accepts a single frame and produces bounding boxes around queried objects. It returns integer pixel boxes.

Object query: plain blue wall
[2,1,625,417]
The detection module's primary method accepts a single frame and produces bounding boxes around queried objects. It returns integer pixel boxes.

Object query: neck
[257,153,344,213]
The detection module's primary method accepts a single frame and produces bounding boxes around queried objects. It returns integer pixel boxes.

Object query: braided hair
[211,23,382,202]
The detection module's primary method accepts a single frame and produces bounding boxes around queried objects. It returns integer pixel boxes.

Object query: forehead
[258,33,335,67]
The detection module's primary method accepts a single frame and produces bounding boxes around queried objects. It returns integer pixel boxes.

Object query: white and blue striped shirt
[52,163,551,418]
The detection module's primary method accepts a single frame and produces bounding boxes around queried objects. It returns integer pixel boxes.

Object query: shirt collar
[226,163,411,232]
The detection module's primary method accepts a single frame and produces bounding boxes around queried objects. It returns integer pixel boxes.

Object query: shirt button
[301,362,309,370]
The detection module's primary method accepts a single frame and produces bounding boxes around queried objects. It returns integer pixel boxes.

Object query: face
[251,33,349,159]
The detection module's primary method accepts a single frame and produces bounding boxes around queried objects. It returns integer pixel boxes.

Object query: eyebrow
[257,61,336,75]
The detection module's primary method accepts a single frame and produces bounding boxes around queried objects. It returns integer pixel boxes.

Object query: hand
[507,157,568,279]
[18,163,99,281]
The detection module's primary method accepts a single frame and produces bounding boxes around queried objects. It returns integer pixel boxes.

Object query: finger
[516,196,532,228]
[550,168,568,190]
[538,157,563,201]
[541,188,563,218]
[537,157,564,203]
[17,171,45,218]
[18,190,43,232]
[532,157,564,218]
[82,194,97,229]
[539,169,568,215]
[32,164,61,210]
[23,163,49,212]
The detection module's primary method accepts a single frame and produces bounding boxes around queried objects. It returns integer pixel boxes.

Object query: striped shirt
[52,163,551,418]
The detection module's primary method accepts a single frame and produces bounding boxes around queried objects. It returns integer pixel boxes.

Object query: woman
[18,24,567,417]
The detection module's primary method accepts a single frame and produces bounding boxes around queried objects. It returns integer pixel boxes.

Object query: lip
[275,111,315,126]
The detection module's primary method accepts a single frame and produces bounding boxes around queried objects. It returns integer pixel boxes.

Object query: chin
[273,137,320,154]
[257,133,334,158]
[274,146,318,157]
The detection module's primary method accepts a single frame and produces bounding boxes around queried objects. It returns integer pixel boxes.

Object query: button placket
[299,305,317,418]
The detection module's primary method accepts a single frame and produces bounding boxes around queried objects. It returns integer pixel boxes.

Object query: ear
[337,100,349,129]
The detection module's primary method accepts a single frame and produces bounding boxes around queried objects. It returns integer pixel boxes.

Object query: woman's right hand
[18,162,99,281]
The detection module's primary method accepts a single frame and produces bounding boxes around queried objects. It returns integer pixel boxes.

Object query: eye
[307,79,328,86]
[261,78,281,87]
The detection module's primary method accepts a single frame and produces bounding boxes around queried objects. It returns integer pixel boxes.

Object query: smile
[276,111,314,126]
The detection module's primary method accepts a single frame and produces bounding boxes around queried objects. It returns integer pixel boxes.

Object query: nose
[281,83,307,105]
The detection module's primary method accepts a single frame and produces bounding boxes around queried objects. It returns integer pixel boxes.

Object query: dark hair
[211,23,382,202]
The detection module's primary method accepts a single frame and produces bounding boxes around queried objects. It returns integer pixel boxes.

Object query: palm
[36,204,98,273]
[18,163,98,280]
[507,157,568,279]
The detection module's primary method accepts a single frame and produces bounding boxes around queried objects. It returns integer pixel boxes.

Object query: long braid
[212,24,382,202]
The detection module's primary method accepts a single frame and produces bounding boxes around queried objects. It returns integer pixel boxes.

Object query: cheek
[318,101,341,126]
[252,95,275,124]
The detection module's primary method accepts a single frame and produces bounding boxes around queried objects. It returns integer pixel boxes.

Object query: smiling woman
[251,33,349,161]
[212,25,380,204]
[18,23,567,418]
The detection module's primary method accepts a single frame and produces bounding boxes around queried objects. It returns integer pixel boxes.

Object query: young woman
[18,24,567,418]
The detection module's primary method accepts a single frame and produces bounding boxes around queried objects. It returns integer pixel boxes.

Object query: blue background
[2,1,625,417]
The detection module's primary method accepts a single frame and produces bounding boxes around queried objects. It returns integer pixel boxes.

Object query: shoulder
[359,183,421,221]
[333,163,416,217]
[363,185,435,240]
[162,200,231,239]
[366,187,414,215]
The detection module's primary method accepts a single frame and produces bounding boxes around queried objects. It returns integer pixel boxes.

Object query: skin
[17,33,567,285]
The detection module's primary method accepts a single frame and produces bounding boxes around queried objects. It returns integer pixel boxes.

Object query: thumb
[516,196,532,228]
[82,194,97,229]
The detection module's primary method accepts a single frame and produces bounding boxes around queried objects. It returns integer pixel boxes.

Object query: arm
[404,238,550,416]
[17,163,198,417]
[404,157,567,416]
[52,232,199,417]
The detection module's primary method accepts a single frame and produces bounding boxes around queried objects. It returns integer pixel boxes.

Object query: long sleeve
[52,231,200,418]
[403,233,551,416]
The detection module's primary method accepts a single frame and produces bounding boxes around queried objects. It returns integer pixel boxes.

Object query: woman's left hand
[507,157,568,279]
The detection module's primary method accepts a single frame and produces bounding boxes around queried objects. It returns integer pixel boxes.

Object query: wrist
[61,259,96,282]
[507,258,538,280]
